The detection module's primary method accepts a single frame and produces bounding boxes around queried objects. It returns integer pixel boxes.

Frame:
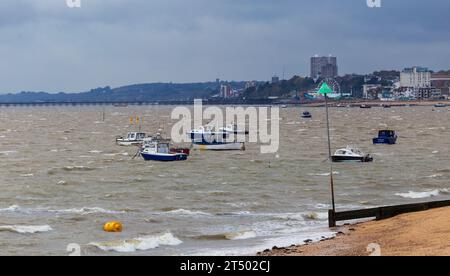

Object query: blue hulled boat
[140,140,188,162]
[373,130,397,145]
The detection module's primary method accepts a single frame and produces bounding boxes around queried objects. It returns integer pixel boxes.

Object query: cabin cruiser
[188,126,245,151]
[116,132,147,146]
[373,130,397,145]
[141,134,190,155]
[332,146,373,163]
[434,103,447,108]
[219,124,249,135]
[301,111,312,118]
[360,104,372,109]
[140,140,188,162]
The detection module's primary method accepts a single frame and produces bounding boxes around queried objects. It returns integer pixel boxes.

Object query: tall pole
[324,94,336,214]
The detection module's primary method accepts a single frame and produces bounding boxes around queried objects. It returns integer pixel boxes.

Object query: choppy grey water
[0,106,449,255]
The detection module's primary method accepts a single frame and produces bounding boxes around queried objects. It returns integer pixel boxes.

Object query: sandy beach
[259,207,450,256]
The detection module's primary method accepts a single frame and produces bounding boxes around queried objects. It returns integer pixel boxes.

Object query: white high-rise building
[400,67,431,88]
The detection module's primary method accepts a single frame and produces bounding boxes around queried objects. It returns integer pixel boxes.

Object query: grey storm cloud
[0,0,449,92]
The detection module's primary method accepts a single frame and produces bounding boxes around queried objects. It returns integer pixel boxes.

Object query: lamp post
[318,82,336,227]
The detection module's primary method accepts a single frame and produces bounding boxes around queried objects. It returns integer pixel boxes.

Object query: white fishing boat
[189,126,245,151]
[116,132,148,146]
[218,124,249,135]
[331,146,373,163]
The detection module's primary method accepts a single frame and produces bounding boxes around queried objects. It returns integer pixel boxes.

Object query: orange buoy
[103,221,123,233]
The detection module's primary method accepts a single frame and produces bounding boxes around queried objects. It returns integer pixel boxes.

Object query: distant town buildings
[220,84,234,98]
[245,81,257,90]
[398,67,444,100]
[431,73,450,97]
[310,55,338,79]
[400,67,431,88]
[271,76,280,84]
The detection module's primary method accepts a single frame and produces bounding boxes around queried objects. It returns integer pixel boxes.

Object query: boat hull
[332,155,373,163]
[373,137,397,145]
[140,152,188,162]
[193,142,245,151]
[116,141,142,146]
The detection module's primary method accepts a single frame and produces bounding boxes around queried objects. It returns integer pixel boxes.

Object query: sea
[0,105,449,255]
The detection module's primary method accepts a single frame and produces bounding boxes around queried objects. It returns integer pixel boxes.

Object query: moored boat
[434,103,447,108]
[116,132,147,146]
[189,126,245,151]
[140,140,188,162]
[219,124,249,135]
[360,104,372,109]
[332,146,373,163]
[373,130,397,145]
[301,111,312,118]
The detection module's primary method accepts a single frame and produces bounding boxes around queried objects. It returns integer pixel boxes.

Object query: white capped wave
[47,207,126,215]
[89,233,182,253]
[274,212,328,221]
[309,171,339,177]
[0,225,52,234]
[166,209,211,216]
[104,152,129,157]
[395,189,448,199]
[225,231,257,240]
[20,174,34,177]
[425,174,443,179]
[88,150,102,154]
[0,205,125,215]
[0,150,17,155]
[0,205,20,212]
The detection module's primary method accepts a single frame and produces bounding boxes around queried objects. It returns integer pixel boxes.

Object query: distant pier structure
[0,98,277,107]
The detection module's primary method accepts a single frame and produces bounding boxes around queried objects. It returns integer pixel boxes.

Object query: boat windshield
[128,133,136,139]
[158,143,170,154]
[379,130,394,137]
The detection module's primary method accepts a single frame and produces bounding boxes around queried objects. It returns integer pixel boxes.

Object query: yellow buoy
[103,221,123,233]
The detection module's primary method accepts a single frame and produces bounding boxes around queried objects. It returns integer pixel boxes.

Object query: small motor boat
[116,132,147,146]
[140,140,188,162]
[434,103,447,108]
[189,126,245,151]
[301,111,312,118]
[373,130,397,145]
[360,104,372,109]
[219,124,249,135]
[332,146,373,163]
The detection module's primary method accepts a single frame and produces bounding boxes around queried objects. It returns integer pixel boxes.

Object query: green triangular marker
[318,83,333,95]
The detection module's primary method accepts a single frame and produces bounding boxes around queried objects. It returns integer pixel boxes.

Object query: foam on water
[89,233,182,253]
[225,231,257,240]
[0,205,125,215]
[395,189,448,199]
[47,207,126,215]
[0,225,53,234]
[165,209,212,216]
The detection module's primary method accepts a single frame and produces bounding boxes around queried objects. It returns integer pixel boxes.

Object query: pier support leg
[328,209,336,228]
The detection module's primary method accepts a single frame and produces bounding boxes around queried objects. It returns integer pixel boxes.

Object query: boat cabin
[127,132,146,141]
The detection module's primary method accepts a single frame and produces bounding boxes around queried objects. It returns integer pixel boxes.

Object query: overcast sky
[0,0,449,93]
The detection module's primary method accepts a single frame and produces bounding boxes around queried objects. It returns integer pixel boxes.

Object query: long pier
[0,99,278,107]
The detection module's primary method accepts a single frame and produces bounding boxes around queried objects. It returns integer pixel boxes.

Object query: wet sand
[258,207,450,256]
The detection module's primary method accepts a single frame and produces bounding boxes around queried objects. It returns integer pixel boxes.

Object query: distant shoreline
[258,206,450,256]
[0,99,449,107]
